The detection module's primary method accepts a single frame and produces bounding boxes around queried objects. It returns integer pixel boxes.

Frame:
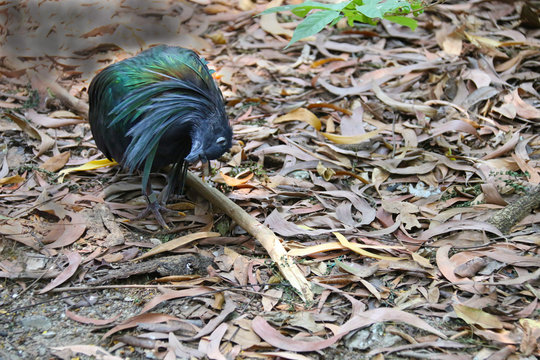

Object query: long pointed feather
[88,45,232,203]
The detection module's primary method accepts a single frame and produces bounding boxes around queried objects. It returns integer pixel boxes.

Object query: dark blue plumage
[88,45,232,227]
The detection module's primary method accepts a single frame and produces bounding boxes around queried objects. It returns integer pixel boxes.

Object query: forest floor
[1,0,539,359]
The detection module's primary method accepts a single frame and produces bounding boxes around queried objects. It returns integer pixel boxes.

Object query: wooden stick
[186,172,313,302]
[488,185,540,234]
[28,69,89,115]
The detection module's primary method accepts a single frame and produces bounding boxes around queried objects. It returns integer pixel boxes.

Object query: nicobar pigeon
[88,45,232,227]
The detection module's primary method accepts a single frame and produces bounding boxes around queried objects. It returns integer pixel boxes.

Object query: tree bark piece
[186,172,313,302]
[487,185,540,234]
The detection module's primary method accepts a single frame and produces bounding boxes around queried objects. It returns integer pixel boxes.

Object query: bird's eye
[216,137,227,146]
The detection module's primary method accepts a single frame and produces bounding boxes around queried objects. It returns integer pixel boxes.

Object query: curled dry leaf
[274,108,321,130]
[133,231,220,261]
[58,158,118,182]
[334,232,404,261]
[44,212,87,249]
[0,175,25,185]
[38,251,82,294]
[322,129,381,145]
[102,313,182,339]
[6,112,55,156]
[220,171,254,187]
[65,310,120,325]
[372,82,437,117]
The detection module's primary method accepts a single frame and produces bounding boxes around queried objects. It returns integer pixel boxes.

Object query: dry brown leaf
[65,310,121,325]
[140,287,214,314]
[220,171,254,187]
[505,89,540,120]
[6,112,55,156]
[206,323,229,359]
[252,307,445,352]
[39,251,82,294]
[0,175,25,185]
[41,151,70,172]
[44,212,87,249]
[133,231,220,261]
[260,0,294,38]
[453,304,504,329]
[50,345,122,360]
[274,108,321,130]
[102,313,182,339]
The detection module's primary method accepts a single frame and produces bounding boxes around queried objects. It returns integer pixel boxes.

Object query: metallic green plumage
[88,45,232,225]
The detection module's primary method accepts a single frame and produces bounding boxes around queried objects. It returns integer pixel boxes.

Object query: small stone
[290,170,310,180]
[26,256,48,271]
[38,347,48,356]
[20,315,52,331]
[144,349,157,359]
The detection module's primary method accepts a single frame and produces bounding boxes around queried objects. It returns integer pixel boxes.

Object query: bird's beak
[185,138,204,163]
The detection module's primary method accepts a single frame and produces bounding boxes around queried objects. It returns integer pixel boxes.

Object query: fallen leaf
[39,251,82,294]
[260,0,294,38]
[454,303,504,329]
[220,171,254,187]
[41,151,71,172]
[133,231,220,261]
[274,108,321,130]
[58,158,118,182]
[65,310,120,325]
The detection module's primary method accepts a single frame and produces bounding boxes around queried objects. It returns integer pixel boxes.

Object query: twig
[28,69,89,115]
[372,82,437,117]
[50,283,286,300]
[0,91,29,101]
[186,172,314,302]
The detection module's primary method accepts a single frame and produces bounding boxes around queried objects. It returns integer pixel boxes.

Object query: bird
[88,45,232,227]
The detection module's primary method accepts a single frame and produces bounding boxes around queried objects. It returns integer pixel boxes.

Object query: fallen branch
[186,172,313,302]
[488,185,540,234]
[28,69,89,115]
[372,82,437,117]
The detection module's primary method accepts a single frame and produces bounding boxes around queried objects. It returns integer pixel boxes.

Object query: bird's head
[185,119,232,163]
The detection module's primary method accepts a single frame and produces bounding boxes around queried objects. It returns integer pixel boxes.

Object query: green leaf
[259,5,299,16]
[260,1,351,17]
[356,0,387,18]
[287,10,341,47]
[356,0,413,19]
[342,8,374,26]
[384,15,418,30]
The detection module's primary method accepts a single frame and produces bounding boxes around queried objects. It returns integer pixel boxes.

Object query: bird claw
[132,193,182,229]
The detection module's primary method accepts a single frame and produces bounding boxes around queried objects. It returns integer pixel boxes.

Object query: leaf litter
[0,0,539,359]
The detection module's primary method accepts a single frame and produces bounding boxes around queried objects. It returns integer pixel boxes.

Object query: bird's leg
[132,181,171,229]
[161,161,188,203]
[179,161,188,194]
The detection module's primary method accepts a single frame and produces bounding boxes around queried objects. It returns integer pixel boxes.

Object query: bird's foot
[133,193,183,229]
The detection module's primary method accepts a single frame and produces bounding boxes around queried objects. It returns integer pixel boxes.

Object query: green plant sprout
[260,0,426,47]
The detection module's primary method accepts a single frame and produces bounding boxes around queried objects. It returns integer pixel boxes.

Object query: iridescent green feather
[88,45,230,199]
